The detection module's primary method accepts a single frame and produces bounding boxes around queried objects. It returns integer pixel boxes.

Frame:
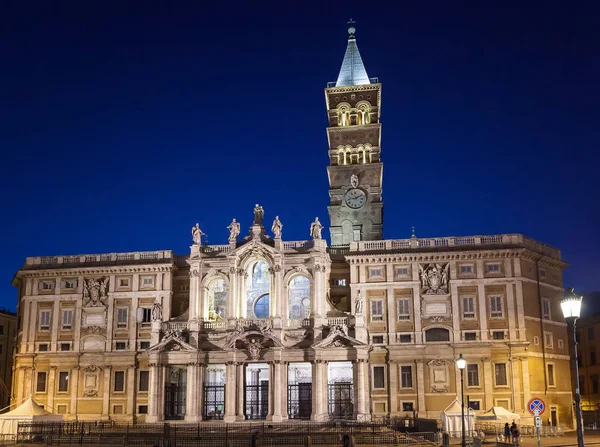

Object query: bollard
[306,435,312,447]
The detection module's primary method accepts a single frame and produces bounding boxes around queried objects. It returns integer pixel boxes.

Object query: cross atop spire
[335,20,371,87]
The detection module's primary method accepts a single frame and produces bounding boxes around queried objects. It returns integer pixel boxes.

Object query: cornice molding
[18,265,174,278]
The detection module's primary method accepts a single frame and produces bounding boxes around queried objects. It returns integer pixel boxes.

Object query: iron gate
[203,384,225,420]
[328,382,353,419]
[245,382,269,419]
[288,383,312,419]
[164,383,186,420]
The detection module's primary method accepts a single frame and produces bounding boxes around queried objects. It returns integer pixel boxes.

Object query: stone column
[185,363,200,422]
[520,357,531,407]
[354,359,369,418]
[147,363,162,423]
[127,365,136,420]
[47,367,57,412]
[388,362,398,415]
[236,363,245,420]
[416,360,426,415]
[270,361,283,422]
[102,366,112,419]
[69,366,80,418]
[477,282,488,341]
[311,360,327,421]
[224,361,237,422]
[482,357,493,409]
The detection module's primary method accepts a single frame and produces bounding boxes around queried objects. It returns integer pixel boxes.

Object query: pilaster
[354,359,369,418]
[147,363,162,422]
[416,360,426,414]
[47,366,57,412]
[69,366,80,418]
[511,357,522,411]
[413,285,422,344]
[102,366,112,420]
[311,360,327,421]
[127,365,136,420]
[51,300,60,351]
[520,357,531,407]
[224,361,237,422]
[388,362,398,415]
[451,282,461,342]
[270,360,284,422]
[185,363,201,422]
[477,282,488,341]
[515,281,527,341]
[236,362,245,420]
[482,357,493,409]
[506,283,517,340]
[386,287,395,344]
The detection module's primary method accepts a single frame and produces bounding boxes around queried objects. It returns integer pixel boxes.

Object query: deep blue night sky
[1,2,599,312]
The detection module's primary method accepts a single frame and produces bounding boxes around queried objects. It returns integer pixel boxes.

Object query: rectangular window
[0,344,3,354]
[462,296,476,319]
[140,341,150,350]
[115,342,127,351]
[397,298,411,321]
[113,405,123,415]
[493,331,505,340]
[138,405,148,414]
[464,332,477,341]
[469,401,481,411]
[494,363,508,386]
[539,269,546,279]
[558,339,564,350]
[60,343,70,352]
[546,333,555,349]
[58,372,69,392]
[36,372,47,393]
[402,402,414,411]
[580,377,585,395]
[353,229,361,241]
[489,295,503,318]
[486,263,501,273]
[141,308,152,323]
[139,371,149,392]
[180,284,190,292]
[114,371,125,392]
[533,336,540,346]
[591,351,596,365]
[368,267,384,280]
[39,281,55,290]
[116,308,128,329]
[39,310,51,331]
[141,276,154,287]
[62,279,77,290]
[38,344,48,352]
[399,334,412,344]
[547,364,555,387]
[118,278,130,288]
[467,364,479,387]
[589,327,595,341]
[372,336,384,344]
[61,309,73,330]
[373,366,385,389]
[593,375,599,394]
[0,325,4,335]
[333,279,347,286]
[370,299,384,322]
[542,298,551,320]
[400,365,413,388]
[460,265,473,274]
[395,267,409,277]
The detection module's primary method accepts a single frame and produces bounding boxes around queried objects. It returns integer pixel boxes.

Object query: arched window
[288,275,311,319]
[207,278,227,321]
[246,260,270,318]
[338,148,346,166]
[425,327,450,342]
[357,103,371,125]
[337,105,350,127]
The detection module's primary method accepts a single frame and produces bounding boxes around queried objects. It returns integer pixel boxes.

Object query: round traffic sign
[527,398,546,415]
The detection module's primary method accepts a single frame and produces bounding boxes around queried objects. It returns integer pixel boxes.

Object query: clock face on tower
[344,188,367,209]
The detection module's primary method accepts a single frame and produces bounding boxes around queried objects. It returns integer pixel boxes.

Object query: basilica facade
[12,25,574,427]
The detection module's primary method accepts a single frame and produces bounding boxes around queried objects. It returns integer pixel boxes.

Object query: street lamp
[456,354,467,447]
[560,287,585,447]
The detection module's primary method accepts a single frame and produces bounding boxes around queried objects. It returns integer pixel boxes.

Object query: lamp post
[560,287,585,447]
[456,354,467,447]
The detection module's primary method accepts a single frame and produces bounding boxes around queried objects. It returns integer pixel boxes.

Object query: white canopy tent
[477,406,521,422]
[0,397,63,435]
[441,399,476,437]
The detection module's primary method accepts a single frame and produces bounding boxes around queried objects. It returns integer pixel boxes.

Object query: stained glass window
[247,261,270,318]
[288,275,310,319]
[207,279,227,321]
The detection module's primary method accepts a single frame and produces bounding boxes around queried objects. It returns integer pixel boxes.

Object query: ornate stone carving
[314,264,325,272]
[190,269,200,278]
[82,365,101,373]
[431,385,450,393]
[229,267,236,274]
[192,223,204,245]
[418,263,450,294]
[246,338,263,360]
[350,174,359,188]
[284,330,307,341]
[227,218,241,242]
[310,217,323,239]
[271,216,283,239]
[236,267,245,276]
[83,365,101,397]
[424,314,451,323]
[82,278,109,307]
[81,325,106,336]
[151,302,162,321]
[253,204,264,225]
[164,329,184,340]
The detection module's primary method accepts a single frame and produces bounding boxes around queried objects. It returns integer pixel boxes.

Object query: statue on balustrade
[227,218,241,242]
[271,216,283,239]
[253,204,264,225]
[152,301,162,321]
[310,217,323,239]
[354,290,363,315]
[192,223,204,245]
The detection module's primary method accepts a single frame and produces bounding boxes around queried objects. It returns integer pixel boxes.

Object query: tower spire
[335,19,370,87]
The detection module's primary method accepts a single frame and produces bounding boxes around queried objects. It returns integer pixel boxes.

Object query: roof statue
[335,19,371,87]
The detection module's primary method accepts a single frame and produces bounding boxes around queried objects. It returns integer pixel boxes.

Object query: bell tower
[325,21,383,246]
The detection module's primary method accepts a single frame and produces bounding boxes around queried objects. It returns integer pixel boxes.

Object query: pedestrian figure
[342,434,350,447]
[510,422,519,447]
[504,422,510,442]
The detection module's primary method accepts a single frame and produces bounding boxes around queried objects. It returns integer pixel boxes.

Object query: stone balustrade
[202,321,226,330]
[349,233,561,260]
[25,250,173,268]
[284,318,312,328]
[327,317,350,326]
[161,321,189,332]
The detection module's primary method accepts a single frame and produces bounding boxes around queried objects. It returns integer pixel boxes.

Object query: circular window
[254,294,270,318]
